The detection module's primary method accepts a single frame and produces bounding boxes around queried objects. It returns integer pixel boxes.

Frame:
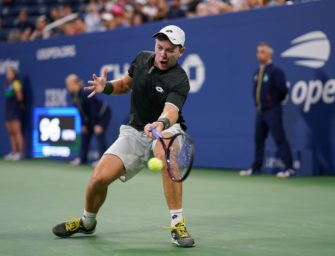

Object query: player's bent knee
[88,174,109,190]
[88,158,125,190]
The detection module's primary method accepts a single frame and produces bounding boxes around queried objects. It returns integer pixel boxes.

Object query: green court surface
[0,159,335,256]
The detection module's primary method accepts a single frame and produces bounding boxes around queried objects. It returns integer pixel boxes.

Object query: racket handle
[151,128,162,139]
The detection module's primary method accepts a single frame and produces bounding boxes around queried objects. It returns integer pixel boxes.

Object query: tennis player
[52,25,195,248]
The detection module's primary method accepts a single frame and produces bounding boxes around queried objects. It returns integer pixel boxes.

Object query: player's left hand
[85,68,108,98]
[144,122,164,139]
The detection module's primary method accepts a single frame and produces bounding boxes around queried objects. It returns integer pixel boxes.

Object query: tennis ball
[148,157,163,172]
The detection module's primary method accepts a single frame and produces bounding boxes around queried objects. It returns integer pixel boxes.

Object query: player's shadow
[52,235,98,240]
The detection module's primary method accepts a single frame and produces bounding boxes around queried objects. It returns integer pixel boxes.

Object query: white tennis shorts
[104,124,184,182]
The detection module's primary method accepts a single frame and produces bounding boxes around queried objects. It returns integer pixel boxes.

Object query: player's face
[154,39,184,70]
[257,46,272,64]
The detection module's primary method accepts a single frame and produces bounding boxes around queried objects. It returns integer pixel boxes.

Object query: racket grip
[151,128,162,139]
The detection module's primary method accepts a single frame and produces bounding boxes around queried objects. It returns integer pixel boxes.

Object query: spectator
[195,2,209,16]
[30,15,48,40]
[50,7,62,22]
[62,16,86,36]
[247,0,267,8]
[134,0,148,23]
[7,29,21,42]
[111,5,130,29]
[85,1,103,33]
[14,9,33,32]
[240,42,294,178]
[141,0,158,21]
[3,67,25,161]
[47,7,63,38]
[99,0,115,13]
[73,17,87,34]
[60,4,73,18]
[0,0,303,42]
[231,0,246,10]
[183,0,201,17]
[101,13,117,30]
[267,0,287,6]
[208,1,233,14]
[20,27,32,41]
[132,12,144,25]
[62,21,77,36]
[141,0,167,22]
[65,74,111,166]
[123,4,135,26]
[167,0,186,19]
[233,0,266,11]
[156,0,169,20]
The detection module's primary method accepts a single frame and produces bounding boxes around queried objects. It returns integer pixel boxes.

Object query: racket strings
[169,135,193,180]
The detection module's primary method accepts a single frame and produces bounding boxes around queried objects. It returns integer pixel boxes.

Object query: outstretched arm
[85,68,133,98]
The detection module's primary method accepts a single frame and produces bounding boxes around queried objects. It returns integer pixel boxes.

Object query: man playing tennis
[52,25,195,248]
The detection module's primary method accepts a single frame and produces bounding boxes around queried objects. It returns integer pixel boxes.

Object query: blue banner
[1,0,334,175]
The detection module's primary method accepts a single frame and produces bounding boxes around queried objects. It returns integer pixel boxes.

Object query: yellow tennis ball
[148,157,163,172]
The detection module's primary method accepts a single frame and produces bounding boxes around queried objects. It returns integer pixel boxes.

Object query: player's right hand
[85,68,108,98]
[144,122,164,139]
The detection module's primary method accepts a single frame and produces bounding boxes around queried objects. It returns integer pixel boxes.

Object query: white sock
[81,209,97,229]
[170,208,183,226]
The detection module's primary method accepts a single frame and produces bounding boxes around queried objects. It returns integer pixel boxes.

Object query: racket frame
[152,128,194,182]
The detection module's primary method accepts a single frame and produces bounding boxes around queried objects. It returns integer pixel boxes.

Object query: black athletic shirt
[127,51,189,131]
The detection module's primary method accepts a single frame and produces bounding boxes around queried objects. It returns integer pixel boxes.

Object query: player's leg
[162,166,183,209]
[265,107,294,177]
[153,125,195,248]
[52,154,125,238]
[85,154,124,213]
[52,125,149,238]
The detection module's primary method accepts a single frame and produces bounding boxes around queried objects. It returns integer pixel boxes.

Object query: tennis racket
[151,128,194,182]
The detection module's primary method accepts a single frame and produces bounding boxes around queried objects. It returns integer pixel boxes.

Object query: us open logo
[281,31,330,69]
[281,31,335,112]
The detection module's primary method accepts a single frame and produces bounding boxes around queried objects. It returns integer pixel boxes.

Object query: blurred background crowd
[0,0,309,43]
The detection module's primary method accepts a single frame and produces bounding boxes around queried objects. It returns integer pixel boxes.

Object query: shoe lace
[164,219,189,238]
[65,217,82,232]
